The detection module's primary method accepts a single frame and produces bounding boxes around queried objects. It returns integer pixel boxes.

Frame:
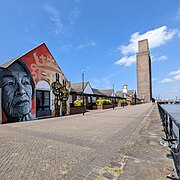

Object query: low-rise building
[0,43,70,123]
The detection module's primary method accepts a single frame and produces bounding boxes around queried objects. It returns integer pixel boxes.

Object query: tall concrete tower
[136,39,152,103]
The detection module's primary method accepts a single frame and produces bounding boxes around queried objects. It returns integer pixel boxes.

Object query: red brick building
[0,43,70,123]
[136,39,152,103]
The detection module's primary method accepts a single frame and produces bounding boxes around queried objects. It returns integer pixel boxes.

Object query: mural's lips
[14,100,30,106]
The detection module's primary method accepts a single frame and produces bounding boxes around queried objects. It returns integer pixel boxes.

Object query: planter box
[93,105,97,110]
[127,102,131,105]
[117,104,127,107]
[70,106,86,115]
[97,104,113,110]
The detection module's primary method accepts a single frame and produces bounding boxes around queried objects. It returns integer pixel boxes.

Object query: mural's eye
[2,81,15,88]
[23,81,30,85]
[7,81,15,86]
[22,77,31,85]
[2,78,15,88]
[4,81,15,87]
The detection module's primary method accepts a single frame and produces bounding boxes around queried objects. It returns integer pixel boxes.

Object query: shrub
[118,99,127,105]
[74,99,83,106]
[96,99,112,105]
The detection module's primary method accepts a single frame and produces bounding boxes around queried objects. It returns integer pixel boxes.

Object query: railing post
[177,128,180,178]
[167,114,170,138]
[169,117,173,138]
[179,128,180,154]
[165,113,168,137]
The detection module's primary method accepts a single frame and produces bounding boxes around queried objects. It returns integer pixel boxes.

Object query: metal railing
[158,103,180,178]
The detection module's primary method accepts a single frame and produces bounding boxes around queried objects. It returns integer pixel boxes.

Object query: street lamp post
[134,90,137,105]
[82,70,85,116]
[113,83,115,110]
[123,93,126,108]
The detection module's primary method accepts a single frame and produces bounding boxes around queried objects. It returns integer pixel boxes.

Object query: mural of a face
[0,60,35,122]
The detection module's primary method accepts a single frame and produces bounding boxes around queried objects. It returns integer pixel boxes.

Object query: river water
[161,104,180,122]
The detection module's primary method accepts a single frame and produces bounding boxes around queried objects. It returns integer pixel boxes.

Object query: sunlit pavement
[0,103,171,180]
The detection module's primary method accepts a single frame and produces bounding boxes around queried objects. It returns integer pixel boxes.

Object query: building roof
[92,88,107,96]
[0,43,63,72]
[0,43,46,68]
[71,82,134,99]
[116,91,123,97]
[70,83,115,97]
[71,82,89,93]
[0,57,19,68]
[116,90,135,98]
[99,89,114,97]
[127,90,135,96]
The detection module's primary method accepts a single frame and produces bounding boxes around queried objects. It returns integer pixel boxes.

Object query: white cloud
[152,77,157,82]
[76,40,97,49]
[44,5,64,35]
[175,7,180,20]
[160,78,174,83]
[91,78,101,85]
[59,44,72,52]
[91,77,112,89]
[119,26,178,55]
[102,72,120,81]
[115,26,178,67]
[174,74,180,81]
[68,7,81,25]
[160,68,180,83]
[168,69,180,76]
[91,72,120,89]
[156,55,167,61]
[114,55,136,66]
[151,55,167,62]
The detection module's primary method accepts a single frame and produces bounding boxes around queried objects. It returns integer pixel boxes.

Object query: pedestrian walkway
[0,103,175,179]
[87,104,176,180]
[117,104,176,179]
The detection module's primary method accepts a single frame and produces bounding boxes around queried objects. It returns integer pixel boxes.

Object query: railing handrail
[158,103,180,128]
[158,102,180,178]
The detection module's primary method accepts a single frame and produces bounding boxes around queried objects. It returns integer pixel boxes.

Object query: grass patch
[103,167,122,176]
[96,176,105,180]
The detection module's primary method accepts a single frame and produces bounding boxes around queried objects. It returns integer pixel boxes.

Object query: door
[36,90,51,117]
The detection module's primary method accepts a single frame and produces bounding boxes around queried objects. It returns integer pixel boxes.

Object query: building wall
[0,88,1,124]
[0,43,70,123]
[136,39,152,103]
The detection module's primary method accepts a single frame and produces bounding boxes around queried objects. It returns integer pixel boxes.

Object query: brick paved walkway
[0,103,154,179]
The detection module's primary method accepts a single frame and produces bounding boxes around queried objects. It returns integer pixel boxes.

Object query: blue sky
[0,0,180,99]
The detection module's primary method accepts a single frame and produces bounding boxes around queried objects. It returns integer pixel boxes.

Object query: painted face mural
[0,60,35,123]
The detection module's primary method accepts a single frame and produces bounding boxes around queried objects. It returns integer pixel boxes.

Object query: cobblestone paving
[0,104,153,180]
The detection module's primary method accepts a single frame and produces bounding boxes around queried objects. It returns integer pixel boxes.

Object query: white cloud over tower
[115,26,178,66]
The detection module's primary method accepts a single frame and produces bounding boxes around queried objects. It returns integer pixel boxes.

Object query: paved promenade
[0,103,175,179]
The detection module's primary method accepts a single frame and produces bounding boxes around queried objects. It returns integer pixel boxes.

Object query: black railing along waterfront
[158,103,180,177]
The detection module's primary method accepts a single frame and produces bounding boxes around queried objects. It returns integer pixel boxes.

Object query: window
[77,95,82,100]
[88,96,91,103]
[92,97,96,103]
[69,95,72,103]
[36,90,50,111]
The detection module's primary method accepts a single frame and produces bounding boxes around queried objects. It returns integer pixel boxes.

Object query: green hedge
[96,99,112,105]
[118,99,127,105]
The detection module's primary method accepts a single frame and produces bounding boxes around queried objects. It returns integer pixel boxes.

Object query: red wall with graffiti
[1,43,69,123]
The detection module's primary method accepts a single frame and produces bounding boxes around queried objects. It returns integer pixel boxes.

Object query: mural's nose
[15,82,26,96]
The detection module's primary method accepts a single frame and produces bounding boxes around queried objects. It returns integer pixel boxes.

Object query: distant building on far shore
[136,39,152,103]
